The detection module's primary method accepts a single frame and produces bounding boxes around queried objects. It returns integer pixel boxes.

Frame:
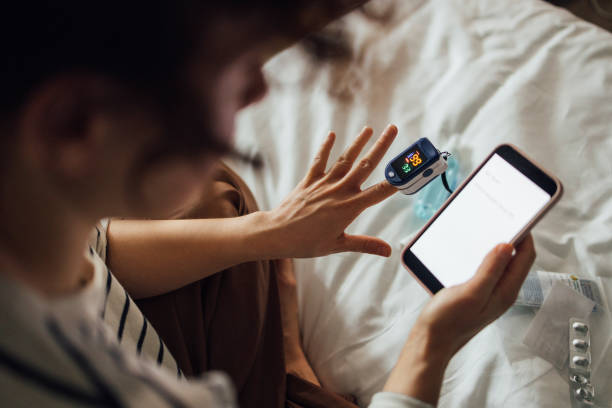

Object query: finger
[304,132,336,184]
[488,234,536,311]
[466,243,514,299]
[337,233,392,257]
[344,124,398,186]
[354,180,397,208]
[327,126,374,179]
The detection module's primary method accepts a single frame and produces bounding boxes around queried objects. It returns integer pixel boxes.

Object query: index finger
[343,124,398,186]
[353,179,397,208]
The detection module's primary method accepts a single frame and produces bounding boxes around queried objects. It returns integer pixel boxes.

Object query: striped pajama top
[90,220,179,378]
[0,221,236,407]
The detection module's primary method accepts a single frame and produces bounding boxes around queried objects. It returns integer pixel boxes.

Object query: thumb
[338,234,392,257]
[467,243,514,298]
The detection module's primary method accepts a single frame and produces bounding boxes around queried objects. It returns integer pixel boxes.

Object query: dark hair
[2,2,345,154]
[3,3,185,111]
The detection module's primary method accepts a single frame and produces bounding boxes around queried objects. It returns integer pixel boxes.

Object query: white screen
[411,153,551,287]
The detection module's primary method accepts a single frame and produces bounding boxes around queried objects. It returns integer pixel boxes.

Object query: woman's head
[1,1,352,218]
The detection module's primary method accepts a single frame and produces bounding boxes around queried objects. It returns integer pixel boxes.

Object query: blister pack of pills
[569,318,595,407]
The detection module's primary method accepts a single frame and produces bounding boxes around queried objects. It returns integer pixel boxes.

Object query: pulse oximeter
[385,137,450,195]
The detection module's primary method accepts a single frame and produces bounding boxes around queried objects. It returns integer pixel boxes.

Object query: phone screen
[410,153,551,287]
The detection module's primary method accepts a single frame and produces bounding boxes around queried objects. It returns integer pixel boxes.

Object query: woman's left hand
[260,124,398,259]
[382,236,536,405]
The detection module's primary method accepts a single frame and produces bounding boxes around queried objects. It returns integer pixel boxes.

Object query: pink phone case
[401,143,564,295]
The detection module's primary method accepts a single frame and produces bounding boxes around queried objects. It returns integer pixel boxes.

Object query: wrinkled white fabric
[229,0,612,406]
[370,392,433,408]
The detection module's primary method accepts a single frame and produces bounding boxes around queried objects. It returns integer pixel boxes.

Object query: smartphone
[401,144,563,294]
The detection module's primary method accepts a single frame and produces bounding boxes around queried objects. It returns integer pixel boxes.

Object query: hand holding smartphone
[383,144,558,405]
[402,144,563,294]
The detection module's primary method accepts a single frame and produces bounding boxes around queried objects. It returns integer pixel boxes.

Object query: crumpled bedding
[228,0,612,406]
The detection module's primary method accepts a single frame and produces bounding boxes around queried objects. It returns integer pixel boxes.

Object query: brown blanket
[136,163,358,408]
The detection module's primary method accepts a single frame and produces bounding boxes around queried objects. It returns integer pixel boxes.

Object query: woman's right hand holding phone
[382,235,536,406]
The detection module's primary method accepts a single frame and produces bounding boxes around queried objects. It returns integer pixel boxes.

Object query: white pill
[572,339,589,351]
[572,356,590,367]
[572,322,589,334]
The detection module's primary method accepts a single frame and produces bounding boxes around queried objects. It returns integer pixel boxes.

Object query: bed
[227,0,612,406]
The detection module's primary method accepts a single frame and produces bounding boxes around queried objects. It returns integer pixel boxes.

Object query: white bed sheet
[228,0,612,406]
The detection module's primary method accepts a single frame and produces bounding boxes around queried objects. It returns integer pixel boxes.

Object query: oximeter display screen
[392,148,426,178]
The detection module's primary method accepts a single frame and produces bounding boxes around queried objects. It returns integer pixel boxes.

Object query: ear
[18,75,116,181]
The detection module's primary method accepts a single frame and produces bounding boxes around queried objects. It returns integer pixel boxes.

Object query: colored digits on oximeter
[405,149,423,172]
[393,148,426,177]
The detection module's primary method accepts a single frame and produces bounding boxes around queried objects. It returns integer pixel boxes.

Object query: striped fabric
[89,220,180,378]
[0,222,237,407]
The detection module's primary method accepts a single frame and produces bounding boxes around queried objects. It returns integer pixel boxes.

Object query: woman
[0,1,535,407]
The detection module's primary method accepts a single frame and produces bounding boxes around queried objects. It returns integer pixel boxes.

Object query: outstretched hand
[263,124,398,259]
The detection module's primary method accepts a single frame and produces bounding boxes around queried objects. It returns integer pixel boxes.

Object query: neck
[0,168,94,298]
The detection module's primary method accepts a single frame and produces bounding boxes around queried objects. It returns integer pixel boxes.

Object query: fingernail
[387,124,398,133]
[496,244,513,258]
